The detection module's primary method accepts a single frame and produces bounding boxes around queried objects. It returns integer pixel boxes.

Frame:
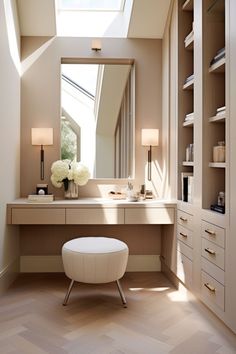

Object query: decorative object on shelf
[50,160,90,199]
[213,141,225,162]
[210,47,225,67]
[141,129,159,181]
[31,128,53,180]
[186,143,194,162]
[36,183,48,195]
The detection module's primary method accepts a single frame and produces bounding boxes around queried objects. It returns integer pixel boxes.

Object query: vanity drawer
[11,208,65,224]
[177,210,193,230]
[177,224,193,248]
[66,208,124,224]
[201,238,225,270]
[201,271,225,311]
[177,240,193,260]
[124,208,174,224]
[201,221,225,248]
[177,250,193,287]
[201,257,225,285]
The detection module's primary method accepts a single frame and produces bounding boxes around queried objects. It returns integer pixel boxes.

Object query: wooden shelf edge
[182,161,194,166]
[208,162,226,168]
[209,57,225,73]
[183,120,194,127]
[209,113,226,123]
[182,0,193,11]
[183,79,194,90]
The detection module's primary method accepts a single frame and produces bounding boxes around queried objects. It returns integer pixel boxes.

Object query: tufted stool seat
[62,237,129,307]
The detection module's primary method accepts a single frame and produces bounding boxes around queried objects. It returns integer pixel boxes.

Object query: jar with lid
[213,141,225,162]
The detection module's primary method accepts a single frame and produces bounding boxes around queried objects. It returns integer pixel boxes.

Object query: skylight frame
[57,0,126,12]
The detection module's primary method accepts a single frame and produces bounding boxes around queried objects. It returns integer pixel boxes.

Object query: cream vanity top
[7,198,176,225]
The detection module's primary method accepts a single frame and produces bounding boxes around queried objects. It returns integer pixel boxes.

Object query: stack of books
[210,204,225,214]
[181,173,194,203]
[216,105,226,116]
[27,194,54,203]
[184,112,194,122]
[210,47,225,67]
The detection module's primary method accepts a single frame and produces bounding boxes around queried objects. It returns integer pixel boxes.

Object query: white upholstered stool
[62,237,129,307]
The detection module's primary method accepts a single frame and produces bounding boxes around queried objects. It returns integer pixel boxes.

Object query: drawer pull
[204,248,216,255]
[180,232,188,238]
[180,216,187,222]
[205,229,216,236]
[204,283,216,292]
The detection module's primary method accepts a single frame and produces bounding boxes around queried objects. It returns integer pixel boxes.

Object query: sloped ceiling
[16,0,171,38]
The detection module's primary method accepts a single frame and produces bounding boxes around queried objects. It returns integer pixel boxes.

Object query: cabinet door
[11,208,65,224]
[125,208,174,224]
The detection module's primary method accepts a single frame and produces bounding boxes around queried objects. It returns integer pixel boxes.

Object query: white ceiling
[16,0,171,38]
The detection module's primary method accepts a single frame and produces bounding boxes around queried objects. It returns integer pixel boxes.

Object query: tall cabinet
[162,0,236,333]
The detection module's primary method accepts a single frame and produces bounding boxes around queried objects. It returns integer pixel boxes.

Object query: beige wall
[20,37,163,198]
[0,0,21,290]
[19,37,163,256]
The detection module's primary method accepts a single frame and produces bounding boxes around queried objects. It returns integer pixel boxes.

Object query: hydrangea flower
[51,160,90,190]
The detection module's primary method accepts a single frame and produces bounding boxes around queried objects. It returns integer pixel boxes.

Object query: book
[217,105,226,112]
[184,112,194,121]
[181,172,194,203]
[210,204,225,214]
[27,194,54,203]
[185,74,194,83]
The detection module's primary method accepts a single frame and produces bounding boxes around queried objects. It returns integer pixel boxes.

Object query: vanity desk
[7,198,176,225]
[7,198,176,273]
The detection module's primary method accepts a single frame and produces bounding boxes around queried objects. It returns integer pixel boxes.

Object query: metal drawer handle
[204,283,216,292]
[204,248,216,255]
[180,216,187,222]
[205,229,216,236]
[180,232,188,238]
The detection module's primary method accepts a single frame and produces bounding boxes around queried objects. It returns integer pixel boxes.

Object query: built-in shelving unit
[177,0,194,204]
[202,0,226,211]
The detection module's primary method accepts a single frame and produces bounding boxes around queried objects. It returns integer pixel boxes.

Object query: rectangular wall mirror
[60,59,135,179]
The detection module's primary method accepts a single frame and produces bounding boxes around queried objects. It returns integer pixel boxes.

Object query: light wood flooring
[0,272,236,353]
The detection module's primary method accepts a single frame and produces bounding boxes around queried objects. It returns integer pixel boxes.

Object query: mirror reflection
[61,61,135,178]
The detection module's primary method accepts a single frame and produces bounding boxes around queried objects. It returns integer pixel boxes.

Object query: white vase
[64,180,79,199]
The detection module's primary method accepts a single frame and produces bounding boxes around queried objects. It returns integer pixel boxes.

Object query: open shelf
[208,162,226,168]
[183,161,194,166]
[209,57,225,73]
[207,0,225,14]
[183,79,194,90]
[183,119,194,127]
[209,113,226,123]
[182,0,193,11]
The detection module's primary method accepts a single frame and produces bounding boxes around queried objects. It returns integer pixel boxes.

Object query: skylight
[58,0,125,11]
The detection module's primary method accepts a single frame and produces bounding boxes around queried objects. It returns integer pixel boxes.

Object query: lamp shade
[141,129,159,146]
[31,128,53,146]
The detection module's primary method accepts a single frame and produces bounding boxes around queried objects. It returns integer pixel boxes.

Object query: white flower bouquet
[51,160,90,190]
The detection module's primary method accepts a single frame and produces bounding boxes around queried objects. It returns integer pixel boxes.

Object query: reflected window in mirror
[60,60,135,179]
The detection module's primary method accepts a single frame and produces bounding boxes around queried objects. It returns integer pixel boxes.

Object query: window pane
[59,0,125,11]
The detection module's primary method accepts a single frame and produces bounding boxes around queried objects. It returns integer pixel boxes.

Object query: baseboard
[0,258,20,295]
[20,255,161,273]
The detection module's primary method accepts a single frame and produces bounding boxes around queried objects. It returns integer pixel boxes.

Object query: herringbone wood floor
[0,272,236,353]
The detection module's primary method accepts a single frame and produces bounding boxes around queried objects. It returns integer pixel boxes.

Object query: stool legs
[116,280,127,308]
[63,279,75,306]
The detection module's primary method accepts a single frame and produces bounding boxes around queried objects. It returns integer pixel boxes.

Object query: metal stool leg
[116,280,127,308]
[63,279,75,306]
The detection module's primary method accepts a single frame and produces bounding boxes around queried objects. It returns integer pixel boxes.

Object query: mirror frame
[60,57,135,179]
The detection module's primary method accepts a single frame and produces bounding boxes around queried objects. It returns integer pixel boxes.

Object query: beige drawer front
[201,238,225,270]
[66,208,124,224]
[125,208,174,224]
[177,251,193,287]
[201,221,225,248]
[177,240,193,260]
[201,271,225,311]
[177,210,193,230]
[201,257,225,285]
[177,224,193,248]
[11,208,65,224]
